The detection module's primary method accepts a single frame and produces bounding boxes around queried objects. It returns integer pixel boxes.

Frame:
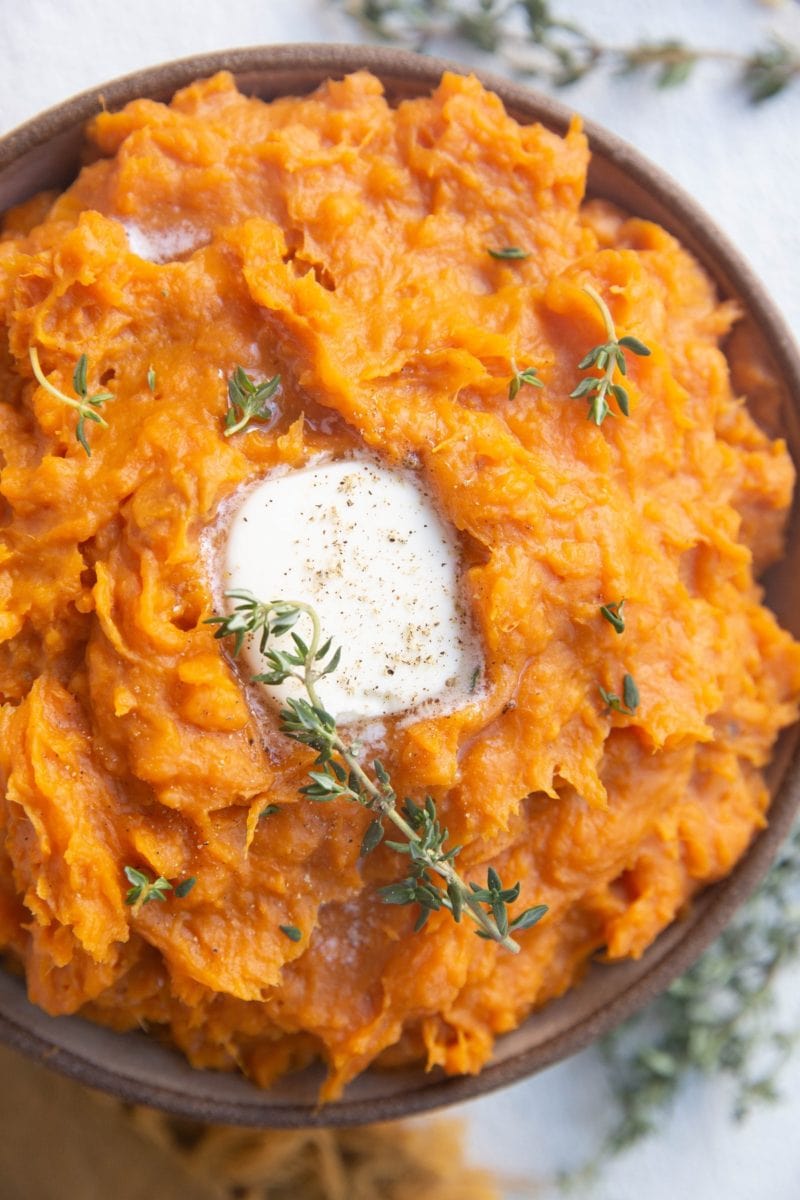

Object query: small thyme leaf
[224,365,280,437]
[509,904,548,933]
[600,599,626,634]
[280,924,302,942]
[508,364,545,401]
[260,803,281,818]
[622,672,640,711]
[361,818,385,856]
[29,346,112,457]
[211,591,546,953]
[488,246,529,260]
[73,354,88,397]
[124,866,172,909]
[174,876,196,898]
[147,366,157,392]
[599,674,639,717]
[570,286,651,426]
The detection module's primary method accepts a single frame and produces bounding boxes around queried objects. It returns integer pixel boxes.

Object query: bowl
[1,42,799,1128]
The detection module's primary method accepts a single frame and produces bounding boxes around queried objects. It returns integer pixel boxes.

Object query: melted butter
[122,220,209,262]
[221,457,481,723]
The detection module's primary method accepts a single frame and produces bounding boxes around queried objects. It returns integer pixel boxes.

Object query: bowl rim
[1,41,799,1127]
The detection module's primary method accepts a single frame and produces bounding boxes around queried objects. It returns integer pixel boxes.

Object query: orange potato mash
[0,69,799,1098]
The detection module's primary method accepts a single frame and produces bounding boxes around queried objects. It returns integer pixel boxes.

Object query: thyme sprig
[224,366,281,437]
[570,285,650,426]
[29,347,113,456]
[508,362,544,401]
[124,866,171,910]
[207,591,546,951]
[586,819,800,1171]
[338,1,800,104]
[124,867,195,913]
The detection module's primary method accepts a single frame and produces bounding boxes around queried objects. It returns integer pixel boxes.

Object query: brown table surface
[0,1043,217,1200]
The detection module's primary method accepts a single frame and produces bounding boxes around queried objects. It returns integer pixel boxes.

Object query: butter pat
[222,458,479,723]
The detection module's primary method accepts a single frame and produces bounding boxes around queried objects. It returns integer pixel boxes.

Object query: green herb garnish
[208,592,546,952]
[224,366,280,437]
[29,346,113,457]
[339,1,800,104]
[570,285,651,426]
[124,866,172,910]
[508,364,544,401]
[599,673,639,716]
[563,818,800,1179]
[147,365,157,393]
[600,599,626,634]
[124,868,196,910]
[280,924,302,942]
[260,803,282,819]
[488,246,529,261]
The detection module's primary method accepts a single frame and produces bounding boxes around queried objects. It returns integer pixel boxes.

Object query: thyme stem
[29,346,112,456]
[337,1,800,103]
[208,592,547,951]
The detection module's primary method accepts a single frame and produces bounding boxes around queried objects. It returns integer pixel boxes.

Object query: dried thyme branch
[207,590,547,951]
[569,818,800,1178]
[570,285,650,426]
[338,1,800,103]
[29,347,113,456]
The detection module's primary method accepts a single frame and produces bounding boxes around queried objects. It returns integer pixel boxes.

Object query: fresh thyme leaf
[622,672,639,711]
[361,817,385,856]
[599,673,639,716]
[174,876,196,898]
[280,924,302,942]
[508,365,544,401]
[469,665,481,694]
[147,365,157,393]
[488,246,529,260]
[570,285,650,426]
[224,365,280,437]
[211,591,546,952]
[260,803,281,818]
[337,1,800,104]
[124,866,172,909]
[29,346,113,457]
[509,904,548,933]
[73,354,88,397]
[600,599,626,634]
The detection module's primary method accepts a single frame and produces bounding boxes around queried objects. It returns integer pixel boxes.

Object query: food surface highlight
[0,69,798,1100]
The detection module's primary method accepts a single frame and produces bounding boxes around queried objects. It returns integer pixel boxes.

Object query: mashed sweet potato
[0,70,798,1098]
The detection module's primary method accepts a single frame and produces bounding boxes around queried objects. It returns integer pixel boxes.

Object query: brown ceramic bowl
[1,43,799,1128]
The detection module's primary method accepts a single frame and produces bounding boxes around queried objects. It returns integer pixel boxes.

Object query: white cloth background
[2,2,800,1196]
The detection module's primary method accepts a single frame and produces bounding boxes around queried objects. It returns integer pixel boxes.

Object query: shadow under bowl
[0,42,799,1128]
